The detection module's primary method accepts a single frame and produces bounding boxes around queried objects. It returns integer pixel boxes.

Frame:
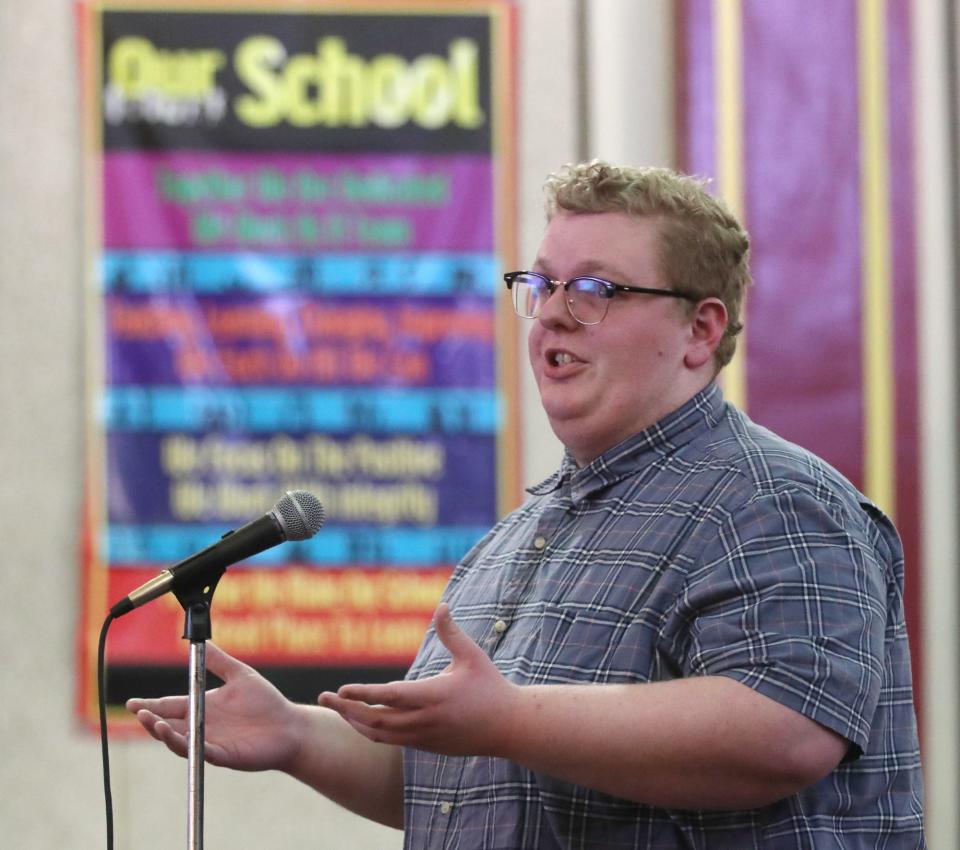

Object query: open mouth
[547,349,579,367]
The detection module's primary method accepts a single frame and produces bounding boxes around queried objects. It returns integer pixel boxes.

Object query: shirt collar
[527,382,727,501]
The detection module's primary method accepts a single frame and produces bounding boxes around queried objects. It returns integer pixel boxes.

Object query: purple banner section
[106,431,498,528]
[103,151,494,252]
[886,0,921,658]
[742,1,864,488]
[682,2,864,487]
[106,293,495,388]
[680,0,715,179]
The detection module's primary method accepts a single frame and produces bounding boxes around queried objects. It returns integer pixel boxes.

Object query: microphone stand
[185,603,210,850]
[112,493,324,849]
[174,582,222,850]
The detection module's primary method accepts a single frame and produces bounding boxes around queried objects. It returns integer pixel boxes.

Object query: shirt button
[533,536,547,550]
[493,619,508,634]
[440,801,453,815]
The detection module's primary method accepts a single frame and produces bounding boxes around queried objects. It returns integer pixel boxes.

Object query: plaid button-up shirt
[403,384,925,849]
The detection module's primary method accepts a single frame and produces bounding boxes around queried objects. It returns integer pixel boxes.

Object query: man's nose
[537,283,578,328]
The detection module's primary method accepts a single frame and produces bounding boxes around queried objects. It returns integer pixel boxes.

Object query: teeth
[554,352,574,366]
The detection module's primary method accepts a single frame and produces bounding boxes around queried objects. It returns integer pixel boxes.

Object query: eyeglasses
[504,271,696,326]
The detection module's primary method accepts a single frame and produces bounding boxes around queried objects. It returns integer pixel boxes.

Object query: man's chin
[543,407,593,446]
[542,402,585,428]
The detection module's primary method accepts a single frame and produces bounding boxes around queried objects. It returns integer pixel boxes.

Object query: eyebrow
[531,258,632,282]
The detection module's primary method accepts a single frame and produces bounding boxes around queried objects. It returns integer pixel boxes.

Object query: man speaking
[129,160,925,849]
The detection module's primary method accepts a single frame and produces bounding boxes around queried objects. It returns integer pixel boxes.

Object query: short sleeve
[676,488,890,754]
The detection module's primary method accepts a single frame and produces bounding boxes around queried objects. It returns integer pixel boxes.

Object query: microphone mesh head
[273,490,326,541]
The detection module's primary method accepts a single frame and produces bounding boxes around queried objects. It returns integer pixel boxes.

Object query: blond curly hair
[544,160,750,369]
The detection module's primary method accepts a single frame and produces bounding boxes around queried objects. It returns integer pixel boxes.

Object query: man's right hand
[126,642,303,773]
[126,642,405,828]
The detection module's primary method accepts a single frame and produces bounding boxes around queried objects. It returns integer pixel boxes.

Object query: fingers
[319,604,479,711]
[126,694,191,755]
[334,682,422,709]
[318,691,426,744]
[154,719,189,757]
[319,688,422,726]
[131,709,189,756]
[433,603,483,662]
[340,716,408,747]
[131,709,233,765]
[203,642,251,681]
[126,694,188,719]
[319,690,375,718]
[124,643,248,724]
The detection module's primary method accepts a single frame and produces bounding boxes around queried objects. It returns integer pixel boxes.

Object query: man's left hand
[318,603,516,757]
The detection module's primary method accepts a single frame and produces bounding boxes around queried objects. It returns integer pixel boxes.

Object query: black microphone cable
[98,612,117,850]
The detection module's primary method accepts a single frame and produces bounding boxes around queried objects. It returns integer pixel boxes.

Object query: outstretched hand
[126,642,303,773]
[318,603,518,757]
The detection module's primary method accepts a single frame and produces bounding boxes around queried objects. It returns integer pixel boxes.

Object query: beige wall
[1,0,955,847]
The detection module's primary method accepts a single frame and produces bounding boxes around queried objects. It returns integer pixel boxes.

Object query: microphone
[109,490,326,618]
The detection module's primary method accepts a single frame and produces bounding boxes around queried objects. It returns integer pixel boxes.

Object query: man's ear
[683,298,728,370]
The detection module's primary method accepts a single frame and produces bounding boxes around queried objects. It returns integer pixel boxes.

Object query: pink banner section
[103,151,494,252]
[740,0,864,488]
[681,0,865,485]
[885,0,920,668]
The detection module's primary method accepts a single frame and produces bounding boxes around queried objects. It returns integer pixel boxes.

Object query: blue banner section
[106,523,488,566]
[103,387,501,433]
[102,251,499,296]
[106,431,499,527]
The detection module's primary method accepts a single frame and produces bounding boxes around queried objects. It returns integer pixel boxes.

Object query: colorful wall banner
[76,0,517,725]
[678,0,922,706]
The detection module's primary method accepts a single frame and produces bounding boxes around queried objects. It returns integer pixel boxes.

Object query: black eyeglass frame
[504,270,697,324]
